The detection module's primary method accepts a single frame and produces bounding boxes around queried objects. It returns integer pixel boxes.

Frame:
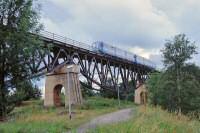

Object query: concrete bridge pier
[44,64,83,107]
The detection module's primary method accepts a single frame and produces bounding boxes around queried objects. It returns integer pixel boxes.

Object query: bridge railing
[39,30,156,69]
[39,31,94,51]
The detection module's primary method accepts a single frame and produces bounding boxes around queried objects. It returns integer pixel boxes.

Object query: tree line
[147,34,200,119]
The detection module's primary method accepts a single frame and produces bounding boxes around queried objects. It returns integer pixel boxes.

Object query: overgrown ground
[2,97,199,133]
[89,106,200,133]
[0,97,134,133]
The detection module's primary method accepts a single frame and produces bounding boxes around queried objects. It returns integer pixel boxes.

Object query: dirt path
[71,108,134,133]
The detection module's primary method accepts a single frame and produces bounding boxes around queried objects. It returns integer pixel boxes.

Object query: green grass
[88,106,200,133]
[0,97,135,133]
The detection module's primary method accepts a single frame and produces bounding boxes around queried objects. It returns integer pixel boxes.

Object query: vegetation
[147,34,200,118]
[81,81,96,98]
[0,1,199,132]
[0,0,43,119]
[89,106,200,133]
[0,97,135,133]
[100,78,117,98]
[86,34,200,133]
[100,78,136,101]
[13,81,41,106]
[119,80,136,101]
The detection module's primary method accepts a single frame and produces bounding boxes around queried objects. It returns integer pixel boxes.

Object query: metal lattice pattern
[29,44,151,92]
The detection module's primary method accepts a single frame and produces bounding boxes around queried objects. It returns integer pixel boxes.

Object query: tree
[179,64,200,116]
[0,0,42,120]
[147,34,200,117]
[16,80,41,100]
[161,34,197,114]
[118,80,136,101]
[100,78,117,98]
[80,81,95,98]
[151,70,179,112]
[146,72,162,106]
[148,66,200,116]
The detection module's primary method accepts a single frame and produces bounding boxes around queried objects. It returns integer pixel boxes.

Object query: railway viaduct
[29,31,156,106]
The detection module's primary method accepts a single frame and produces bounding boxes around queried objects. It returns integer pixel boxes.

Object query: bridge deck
[39,31,155,71]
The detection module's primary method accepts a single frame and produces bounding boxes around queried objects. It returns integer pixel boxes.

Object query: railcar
[92,41,156,69]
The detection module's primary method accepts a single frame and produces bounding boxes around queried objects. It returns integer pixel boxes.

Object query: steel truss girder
[31,44,151,93]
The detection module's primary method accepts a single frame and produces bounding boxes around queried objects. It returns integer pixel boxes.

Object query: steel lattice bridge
[30,31,156,92]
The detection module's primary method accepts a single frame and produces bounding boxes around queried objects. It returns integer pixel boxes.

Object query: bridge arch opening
[53,84,65,107]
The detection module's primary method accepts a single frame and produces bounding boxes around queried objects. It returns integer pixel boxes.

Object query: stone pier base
[44,64,83,107]
[134,85,147,104]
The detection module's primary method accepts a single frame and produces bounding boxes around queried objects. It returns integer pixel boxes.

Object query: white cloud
[40,0,200,67]
[42,0,177,48]
[37,0,200,96]
[41,17,61,34]
[129,46,159,59]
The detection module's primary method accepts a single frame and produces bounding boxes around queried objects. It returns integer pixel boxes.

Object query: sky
[35,0,200,93]
[39,0,200,69]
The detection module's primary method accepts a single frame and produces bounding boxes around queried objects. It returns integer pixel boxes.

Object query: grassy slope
[0,97,134,133]
[89,106,200,133]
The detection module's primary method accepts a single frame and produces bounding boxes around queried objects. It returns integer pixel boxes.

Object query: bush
[147,66,200,117]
